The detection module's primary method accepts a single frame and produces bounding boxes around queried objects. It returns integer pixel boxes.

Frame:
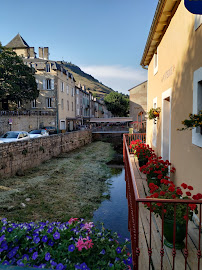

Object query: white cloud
[80,65,148,94]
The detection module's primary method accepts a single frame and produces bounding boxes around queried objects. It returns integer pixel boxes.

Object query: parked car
[43,126,57,135]
[0,131,30,144]
[29,129,49,138]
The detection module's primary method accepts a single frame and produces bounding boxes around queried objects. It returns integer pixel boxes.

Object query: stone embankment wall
[0,130,92,178]
[0,115,56,135]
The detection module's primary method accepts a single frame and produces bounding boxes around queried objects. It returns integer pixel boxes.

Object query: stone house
[140,0,202,188]
[5,34,76,131]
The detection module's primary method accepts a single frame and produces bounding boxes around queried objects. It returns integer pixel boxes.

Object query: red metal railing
[123,134,202,270]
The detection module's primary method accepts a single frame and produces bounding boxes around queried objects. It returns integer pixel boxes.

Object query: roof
[90,117,133,123]
[5,33,29,48]
[128,80,147,91]
[140,0,180,68]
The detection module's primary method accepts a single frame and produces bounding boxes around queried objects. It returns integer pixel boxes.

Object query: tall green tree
[0,44,38,107]
[104,91,129,117]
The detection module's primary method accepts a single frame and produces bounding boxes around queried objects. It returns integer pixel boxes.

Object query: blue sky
[0,0,158,94]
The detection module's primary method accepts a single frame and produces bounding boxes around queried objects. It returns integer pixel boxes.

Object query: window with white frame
[32,99,37,108]
[195,15,202,31]
[76,97,79,105]
[46,64,50,72]
[61,82,64,92]
[67,100,69,111]
[46,98,52,108]
[61,99,64,110]
[192,68,202,147]
[67,85,69,94]
[154,48,158,75]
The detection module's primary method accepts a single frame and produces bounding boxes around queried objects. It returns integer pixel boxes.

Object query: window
[67,85,69,94]
[67,100,69,111]
[72,102,74,111]
[61,82,64,92]
[46,64,50,72]
[154,48,158,75]
[77,108,79,116]
[76,97,79,105]
[46,98,52,108]
[71,87,74,97]
[195,15,202,30]
[61,99,64,110]
[193,68,202,147]
[32,99,37,108]
[46,79,51,90]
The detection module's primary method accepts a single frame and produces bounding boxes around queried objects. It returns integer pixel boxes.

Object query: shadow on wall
[129,100,147,122]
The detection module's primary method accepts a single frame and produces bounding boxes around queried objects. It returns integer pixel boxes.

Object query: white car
[0,131,30,144]
[29,129,49,138]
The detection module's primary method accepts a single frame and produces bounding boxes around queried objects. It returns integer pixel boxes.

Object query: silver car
[0,131,30,144]
[29,129,49,138]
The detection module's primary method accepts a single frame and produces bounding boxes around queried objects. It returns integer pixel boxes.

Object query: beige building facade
[141,1,202,188]
[128,81,147,123]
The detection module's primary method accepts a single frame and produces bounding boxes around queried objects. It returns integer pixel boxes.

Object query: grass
[0,141,115,222]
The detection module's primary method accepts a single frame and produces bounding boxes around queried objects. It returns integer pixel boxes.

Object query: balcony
[123,134,202,269]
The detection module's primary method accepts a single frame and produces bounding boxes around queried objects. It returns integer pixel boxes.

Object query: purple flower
[80,263,88,270]
[32,252,38,260]
[1,218,7,224]
[127,256,132,264]
[22,254,29,261]
[56,263,64,270]
[0,234,5,243]
[50,260,57,266]
[100,249,105,255]
[33,236,40,244]
[38,263,46,268]
[2,260,9,265]
[116,247,121,254]
[7,227,13,232]
[53,231,60,240]
[75,265,81,269]
[109,263,114,267]
[48,239,54,246]
[47,227,53,233]
[68,244,75,252]
[42,235,48,242]
[17,259,24,267]
[45,252,51,261]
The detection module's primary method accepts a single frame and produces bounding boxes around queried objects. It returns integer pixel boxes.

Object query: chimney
[44,47,49,60]
[29,47,35,58]
[82,85,86,91]
[39,47,43,59]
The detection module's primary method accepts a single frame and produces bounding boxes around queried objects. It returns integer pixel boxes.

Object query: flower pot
[147,176,161,187]
[163,218,186,249]
[138,158,148,168]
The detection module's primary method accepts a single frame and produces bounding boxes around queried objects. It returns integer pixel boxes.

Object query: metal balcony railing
[123,134,202,270]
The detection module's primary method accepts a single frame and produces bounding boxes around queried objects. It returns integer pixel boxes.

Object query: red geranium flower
[186,191,192,196]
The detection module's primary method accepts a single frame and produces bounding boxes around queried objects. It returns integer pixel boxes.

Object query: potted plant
[178,110,202,134]
[139,157,176,188]
[147,107,161,120]
[144,181,201,249]
[129,139,142,151]
[134,143,155,167]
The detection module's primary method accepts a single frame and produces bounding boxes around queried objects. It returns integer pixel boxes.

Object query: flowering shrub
[0,218,132,270]
[140,157,176,180]
[143,181,201,224]
[147,107,161,120]
[133,143,155,161]
[129,139,142,151]
[178,110,202,130]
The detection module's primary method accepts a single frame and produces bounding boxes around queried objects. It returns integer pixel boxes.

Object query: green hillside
[58,61,114,98]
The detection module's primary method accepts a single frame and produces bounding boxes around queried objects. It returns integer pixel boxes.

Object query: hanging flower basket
[147,107,161,120]
[178,110,202,133]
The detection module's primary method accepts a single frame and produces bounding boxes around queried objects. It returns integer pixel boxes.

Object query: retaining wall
[0,130,92,178]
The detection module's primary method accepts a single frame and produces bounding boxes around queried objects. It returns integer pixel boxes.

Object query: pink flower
[76,237,85,251]
[68,218,78,225]
[82,222,94,231]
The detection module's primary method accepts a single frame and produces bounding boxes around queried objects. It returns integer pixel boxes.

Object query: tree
[104,91,129,117]
[0,44,38,108]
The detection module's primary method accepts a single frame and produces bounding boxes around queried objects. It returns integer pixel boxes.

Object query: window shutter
[43,80,46,90]
[51,79,54,90]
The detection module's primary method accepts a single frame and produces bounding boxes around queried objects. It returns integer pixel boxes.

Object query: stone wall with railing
[0,130,92,178]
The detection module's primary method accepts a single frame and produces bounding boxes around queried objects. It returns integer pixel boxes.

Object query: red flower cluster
[143,180,201,224]
[140,157,175,180]
[129,139,142,149]
[134,143,154,160]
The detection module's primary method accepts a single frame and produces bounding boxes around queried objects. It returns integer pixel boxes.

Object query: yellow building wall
[147,1,202,188]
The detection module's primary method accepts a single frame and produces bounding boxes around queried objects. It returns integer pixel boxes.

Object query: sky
[0,0,158,94]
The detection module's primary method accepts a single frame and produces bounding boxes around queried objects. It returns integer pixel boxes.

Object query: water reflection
[93,168,131,244]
